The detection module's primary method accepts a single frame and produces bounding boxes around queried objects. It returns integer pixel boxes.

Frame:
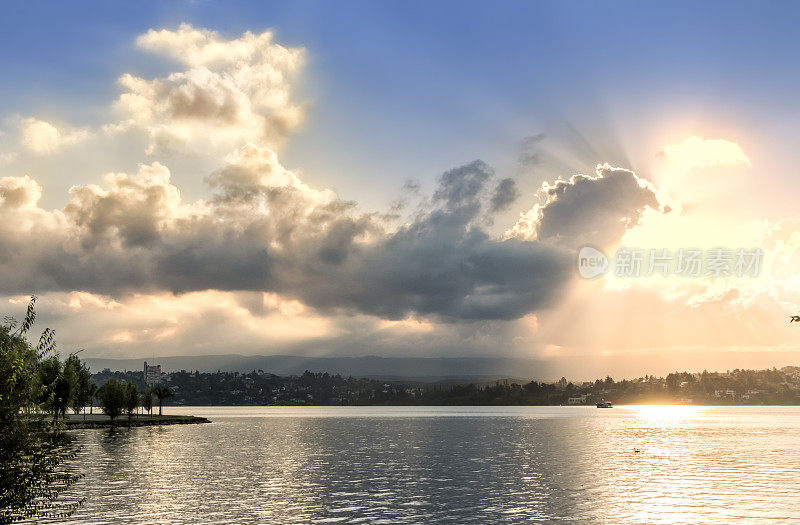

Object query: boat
[596,401,613,408]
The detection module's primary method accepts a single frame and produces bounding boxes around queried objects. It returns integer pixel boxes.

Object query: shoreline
[64,415,210,429]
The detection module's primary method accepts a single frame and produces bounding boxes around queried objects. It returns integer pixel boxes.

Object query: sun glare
[628,404,703,423]
[661,136,750,170]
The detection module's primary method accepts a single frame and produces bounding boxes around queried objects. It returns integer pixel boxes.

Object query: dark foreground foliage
[0,297,84,523]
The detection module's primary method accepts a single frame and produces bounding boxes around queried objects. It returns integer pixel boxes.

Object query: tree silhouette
[152,386,174,416]
[86,383,98,416]
[140,387,154,416]
[97,379,126,422]
[68,354,93,419]
[124,382,139,421]
[0,296,83,522]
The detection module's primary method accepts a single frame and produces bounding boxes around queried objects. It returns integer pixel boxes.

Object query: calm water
[59,406,800,524]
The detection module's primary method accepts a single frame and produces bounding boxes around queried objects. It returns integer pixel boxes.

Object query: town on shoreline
[93,365,800,407]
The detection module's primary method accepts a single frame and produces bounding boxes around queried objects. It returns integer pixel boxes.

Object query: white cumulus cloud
[19,118,92,155]
[110,23,306,154]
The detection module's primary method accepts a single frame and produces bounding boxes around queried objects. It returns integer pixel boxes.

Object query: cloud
[433,160,493,209]
[11,290,337,355]
[518,133,545,168]
[490,178,520,212]
[0,152,16,165]
[6,289,549,359]
[0,144,579,321]
[659,136,750,170]
[110,24,306,154]
[5,23,754,365]
[63,162,187,249]
[507,164,662,249]
[19,118,92,155]
[0,175,42,211]
[282,166,572,320]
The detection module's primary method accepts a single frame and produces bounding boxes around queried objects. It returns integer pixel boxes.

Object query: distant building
[144,361,162,385]
[567,394,589,405]
[714,389,735,399]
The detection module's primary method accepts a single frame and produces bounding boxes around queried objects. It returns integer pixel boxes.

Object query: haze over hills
[84,351,800,383]
[84,355,554,382]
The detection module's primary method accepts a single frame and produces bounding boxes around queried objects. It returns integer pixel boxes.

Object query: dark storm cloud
[283,204,572,321]
[490,178,520,212]
[0,149,649,321]
[267,159,572,320]
[433,161,493,209]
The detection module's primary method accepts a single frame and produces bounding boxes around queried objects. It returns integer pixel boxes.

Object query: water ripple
[46,406,800,524]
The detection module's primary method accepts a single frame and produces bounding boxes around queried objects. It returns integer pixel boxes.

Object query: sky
[1,1,800,377]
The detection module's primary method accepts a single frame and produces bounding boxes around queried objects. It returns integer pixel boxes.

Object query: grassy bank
[63,414,210,429]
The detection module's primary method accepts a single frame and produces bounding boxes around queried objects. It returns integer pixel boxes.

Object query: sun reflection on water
[628,404,704,424]
[63,406,800,524]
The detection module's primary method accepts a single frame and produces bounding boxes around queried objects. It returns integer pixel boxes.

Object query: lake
[60,406,800,523]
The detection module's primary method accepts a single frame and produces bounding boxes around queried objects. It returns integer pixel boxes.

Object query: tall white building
[144,361,162,385]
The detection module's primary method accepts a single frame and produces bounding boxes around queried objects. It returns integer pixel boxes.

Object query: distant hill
[85,350,800,383]
[83,354,557,382]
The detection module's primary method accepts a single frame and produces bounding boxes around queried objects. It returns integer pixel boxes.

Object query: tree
[666,372,681,393]
[86,383,98,416]
[67,354,93,420]
[36,353,78,420]
[97,379,126,422]
[124,382,139,421]
[0,296,83,522]
[152,386,173,416]
[140,388,154,416]
[53,357,77,419]
[37,354,61,414]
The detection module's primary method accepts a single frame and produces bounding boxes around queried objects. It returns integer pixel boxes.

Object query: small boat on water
[596,401,613,408]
